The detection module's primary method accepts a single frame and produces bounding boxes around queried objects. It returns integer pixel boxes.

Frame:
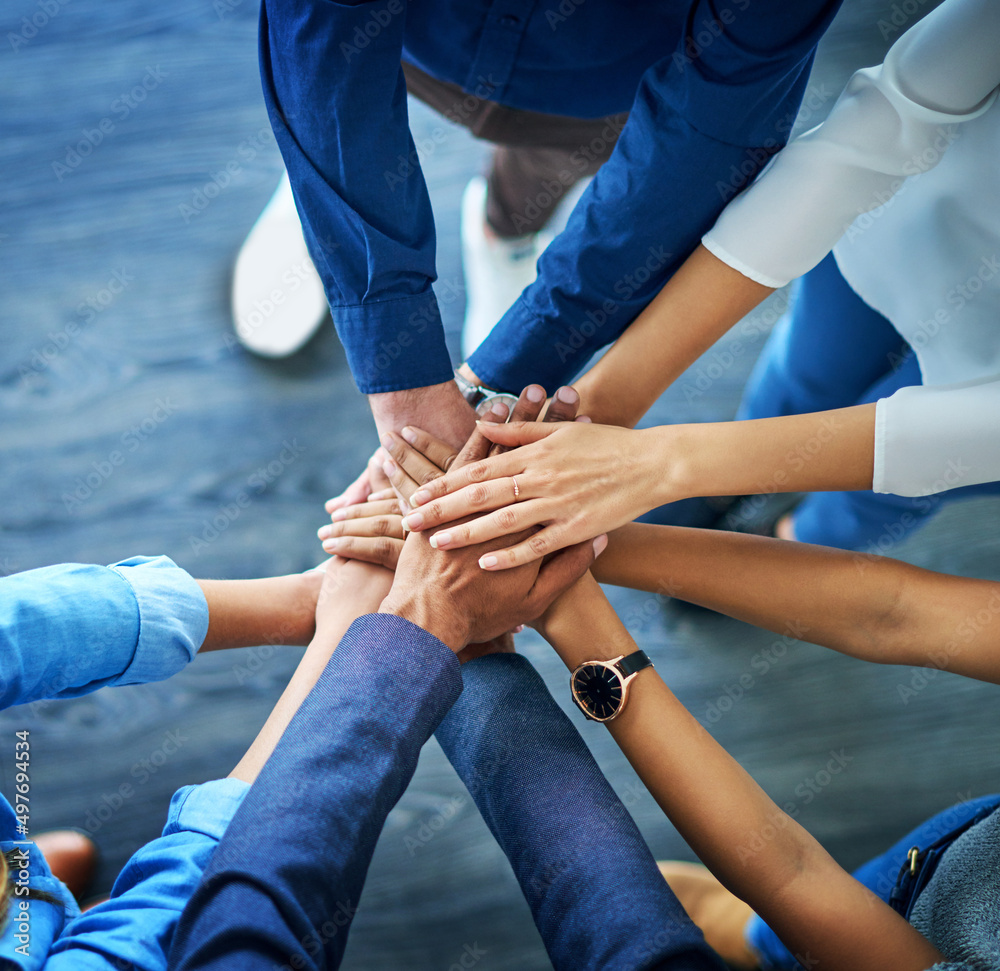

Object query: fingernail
[329,509,346,522]
[381,458,397,477]
[429,531,452,549]
[380,433,394,451]
[480,555,499,569]
[400,426,417,445]
[317,525,333,540]
[322,538,342,552]
[512,624,524,634]
[401,519,411,533]
[489,401,508,417]
[526,385,544,403]
[555,385,578,403]
[402,512,424,530]
[411,490,430,506]
[593,534,608,556]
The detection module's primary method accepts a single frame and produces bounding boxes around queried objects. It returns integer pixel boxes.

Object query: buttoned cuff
[332,294,455,394]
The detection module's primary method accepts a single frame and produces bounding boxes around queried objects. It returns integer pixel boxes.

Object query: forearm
[539,576,945,971]
[170,616,462,971]
[434,653,717,971]
[574,246,774,427]
[594,523,1000,682]
[195,574,321,653]
[229,565,390,784]
[650,403,876,504]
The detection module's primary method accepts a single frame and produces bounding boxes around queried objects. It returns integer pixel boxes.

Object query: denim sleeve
[435,653,723,971]
[45,780,249,971]
[258,0,452,395]
[0,556,208,711]
[167,614,462,971]
[468,0,843,392]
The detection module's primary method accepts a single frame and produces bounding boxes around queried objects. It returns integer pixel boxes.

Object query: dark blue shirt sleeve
[435,653,723,971]
[468,0,844,392]
[167,613,462,971]
[259,0,452,394]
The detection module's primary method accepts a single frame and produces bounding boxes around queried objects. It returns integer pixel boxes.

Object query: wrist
[368,381,475,446]
[377,593,469,654]
[647,424,697,506]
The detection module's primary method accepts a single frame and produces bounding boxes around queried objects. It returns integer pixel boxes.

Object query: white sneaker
[460,175,543,360]
[232,173,329,357]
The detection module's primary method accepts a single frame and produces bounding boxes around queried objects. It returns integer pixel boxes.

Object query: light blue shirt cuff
[106,555,209,687]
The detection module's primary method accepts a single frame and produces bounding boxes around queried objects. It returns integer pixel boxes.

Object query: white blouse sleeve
[701,0,1000,288]
[874,376,1000,497]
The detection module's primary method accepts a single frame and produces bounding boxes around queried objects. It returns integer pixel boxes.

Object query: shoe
[231,173,329,357]
[658,861,760,969]
[34,829,98,901]
[460,175,543,359]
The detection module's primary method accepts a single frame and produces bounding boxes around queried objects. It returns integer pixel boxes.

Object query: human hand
[312,555,394,645]
[396,419,665,570]
[377,408,604,651]
[325,380,476,514]
[317,383,584,566]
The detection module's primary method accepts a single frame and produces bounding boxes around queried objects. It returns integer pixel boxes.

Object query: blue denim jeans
[738,253,1000,551]
[746,794,1000,969]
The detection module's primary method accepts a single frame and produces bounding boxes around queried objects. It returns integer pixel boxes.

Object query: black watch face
[573,663,624,721]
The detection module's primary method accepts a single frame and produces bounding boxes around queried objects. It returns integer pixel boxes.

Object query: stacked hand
[318,386,606,654]
[386,419,665,570]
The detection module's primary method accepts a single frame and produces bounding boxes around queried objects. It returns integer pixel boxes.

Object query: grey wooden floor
[1,0,998,968]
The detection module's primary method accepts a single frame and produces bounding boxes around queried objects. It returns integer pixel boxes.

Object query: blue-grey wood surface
[1,0,997,967]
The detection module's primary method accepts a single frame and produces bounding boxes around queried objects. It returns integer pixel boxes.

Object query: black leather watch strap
[616,649,653,678]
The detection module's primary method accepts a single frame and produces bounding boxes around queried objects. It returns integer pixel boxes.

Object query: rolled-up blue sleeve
[468,0,843,392]
[0,555,208,710]
[46,779,250,971]
[259,0,453,394]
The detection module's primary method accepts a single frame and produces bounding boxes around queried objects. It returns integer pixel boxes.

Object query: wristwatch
[454,368,520,419]
[570,650,653,722]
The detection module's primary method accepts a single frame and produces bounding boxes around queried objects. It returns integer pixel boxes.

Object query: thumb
[476,420,561,448]
[524,534,607,618]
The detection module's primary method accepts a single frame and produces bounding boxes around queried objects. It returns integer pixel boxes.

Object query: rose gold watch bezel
[570,654,633,723]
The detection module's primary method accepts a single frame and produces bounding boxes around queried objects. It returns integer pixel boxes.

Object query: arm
[168,419,598,971]
[875,377,1000,497]
[435,652,721,971]
[465,0,842,395]
[593,522,1000,684]
[703,0,1000,290]
[398,403,876,568]
[43,560,387,971]
[167,614,464,971]
[537,575,947,971]
[0,556,209,709]
[572,245,774,427]
[259,0,451,397]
